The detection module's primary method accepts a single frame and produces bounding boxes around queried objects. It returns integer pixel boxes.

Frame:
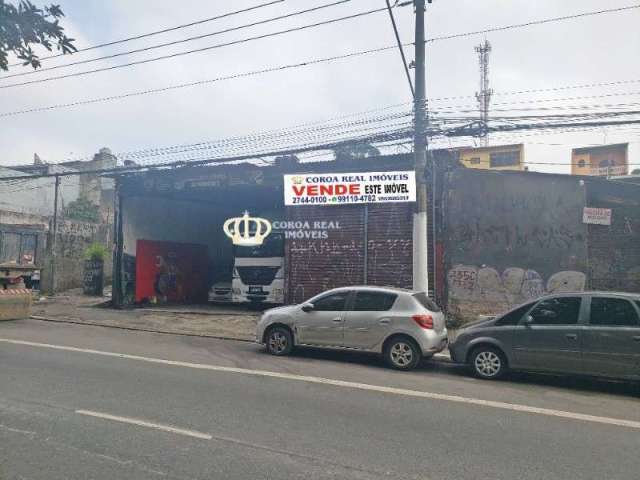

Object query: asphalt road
[0,319,639,480]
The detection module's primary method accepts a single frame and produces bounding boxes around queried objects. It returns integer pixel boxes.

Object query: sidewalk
[31,289,259,342]
[30,289,452,361]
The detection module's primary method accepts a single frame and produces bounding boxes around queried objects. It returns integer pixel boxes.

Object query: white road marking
[2,337,639,431]
[75,409,212,440]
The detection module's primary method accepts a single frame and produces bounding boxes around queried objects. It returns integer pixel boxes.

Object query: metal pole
[49,175,60,295]
[363,204,368,285]
[431,153,437,301]
[413,0,429,293]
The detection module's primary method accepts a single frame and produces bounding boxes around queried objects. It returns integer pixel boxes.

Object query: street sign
[582,207,612,225]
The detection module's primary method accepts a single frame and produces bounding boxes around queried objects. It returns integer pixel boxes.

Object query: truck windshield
[234,233,284,258]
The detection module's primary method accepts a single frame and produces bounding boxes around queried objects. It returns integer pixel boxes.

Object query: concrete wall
[0,209,48,228]
[120,195,234,303]
[0,166,80,217]
[571,144,628,176]
[586,180,640,291]
[122,195,231,260]
[457,144,524,171]
[40,219,112,293]
[444,169,589,323]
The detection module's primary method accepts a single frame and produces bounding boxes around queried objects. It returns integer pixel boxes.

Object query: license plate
[248,287,263,294]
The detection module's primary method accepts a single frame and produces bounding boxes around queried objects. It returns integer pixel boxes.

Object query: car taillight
[412,314,434,329]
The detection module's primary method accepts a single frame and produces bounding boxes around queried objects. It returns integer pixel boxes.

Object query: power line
[2,3,637,90]
[0,126,415,182]
[0,45,400,117]
[0,0,354,79]
[384,0,414,99]
[0,6,387,90]
[5,0,285,68]
[426,4,640,42]
[2,33,638,120]
[429,92,640,111]
[1,119,638,184]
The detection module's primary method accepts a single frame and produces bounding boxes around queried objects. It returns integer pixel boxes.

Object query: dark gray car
[449,292,640,381]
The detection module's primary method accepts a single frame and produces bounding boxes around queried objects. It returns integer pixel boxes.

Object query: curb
[29,315,256,344]
[28,315,455,364]
[137,308,260,318]
[432,352,453,363]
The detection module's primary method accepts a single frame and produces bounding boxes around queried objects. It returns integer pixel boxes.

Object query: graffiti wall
[586,180,640,292]
[444,169,589,322]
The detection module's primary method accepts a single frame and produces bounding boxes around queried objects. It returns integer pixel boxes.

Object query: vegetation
[632,168,640,175]
[0,1,76,71]
[84,242,108,261]
[65,196,100,223]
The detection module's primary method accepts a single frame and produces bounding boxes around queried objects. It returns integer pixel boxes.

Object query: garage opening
[117,168,284,307]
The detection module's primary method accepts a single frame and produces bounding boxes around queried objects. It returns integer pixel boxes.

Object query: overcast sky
[1,0,638,173]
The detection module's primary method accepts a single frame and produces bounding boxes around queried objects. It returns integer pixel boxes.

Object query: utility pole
[475,39,493,146]
[49,175,60,295]
[413,0,429,294]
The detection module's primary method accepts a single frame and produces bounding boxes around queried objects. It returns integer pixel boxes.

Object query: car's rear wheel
[470,346,506,379]
[265,327,293,356]
[384,337,421,371]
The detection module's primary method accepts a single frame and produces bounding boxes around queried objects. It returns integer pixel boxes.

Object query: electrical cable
[1,4,636,91]
[5,0,286,68]
[0,6,388,90]
[384,0,414,99]
[426,4,640,43]
[0,45,400,117]
[0,0,354,79]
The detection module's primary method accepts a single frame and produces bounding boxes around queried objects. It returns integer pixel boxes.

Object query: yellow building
[571,143,628,176]
[456,144,525,171]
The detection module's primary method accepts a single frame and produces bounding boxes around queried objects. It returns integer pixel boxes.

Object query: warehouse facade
[111,153,443,308]
[110,153,640,323]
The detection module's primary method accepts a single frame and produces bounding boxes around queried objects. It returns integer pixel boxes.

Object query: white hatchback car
[256,286,447,370]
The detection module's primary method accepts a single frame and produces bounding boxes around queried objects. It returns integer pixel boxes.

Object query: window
[413,293,441,312]
[20,234,37,264]
[469,157,481,165]
[489,150,520,168]
[577,159,586,168]
[528,297,581,325]
[312,292,349,311]
[590,297,639,326]
[351,291,397,311]
[599,159,613,167]
[1,233,20,264]
[495,302,535,326]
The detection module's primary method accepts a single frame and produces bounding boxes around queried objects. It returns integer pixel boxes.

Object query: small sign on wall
[583,207,612,225]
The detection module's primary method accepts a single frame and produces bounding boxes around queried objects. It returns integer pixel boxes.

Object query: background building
[455,144,524,171]
[571,143,628,176]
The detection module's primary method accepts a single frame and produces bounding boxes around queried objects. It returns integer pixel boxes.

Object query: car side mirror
[524,315,534,326]
[301,303,314,313]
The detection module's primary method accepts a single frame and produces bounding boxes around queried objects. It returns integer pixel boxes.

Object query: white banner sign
[583,207,612,225]
[284,171,416,206]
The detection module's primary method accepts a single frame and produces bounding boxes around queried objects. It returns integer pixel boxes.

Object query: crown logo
[292,176,304,185]
[223,211,272,247]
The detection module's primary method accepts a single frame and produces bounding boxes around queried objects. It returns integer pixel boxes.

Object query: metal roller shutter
[286,205,365,304]
[366,203,413,289]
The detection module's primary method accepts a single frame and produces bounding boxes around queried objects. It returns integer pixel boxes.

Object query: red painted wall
[135,240,208,304]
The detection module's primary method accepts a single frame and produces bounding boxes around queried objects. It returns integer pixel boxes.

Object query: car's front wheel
[265,326,293,356]
[470,346,506,379]
[384,337,421,370]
